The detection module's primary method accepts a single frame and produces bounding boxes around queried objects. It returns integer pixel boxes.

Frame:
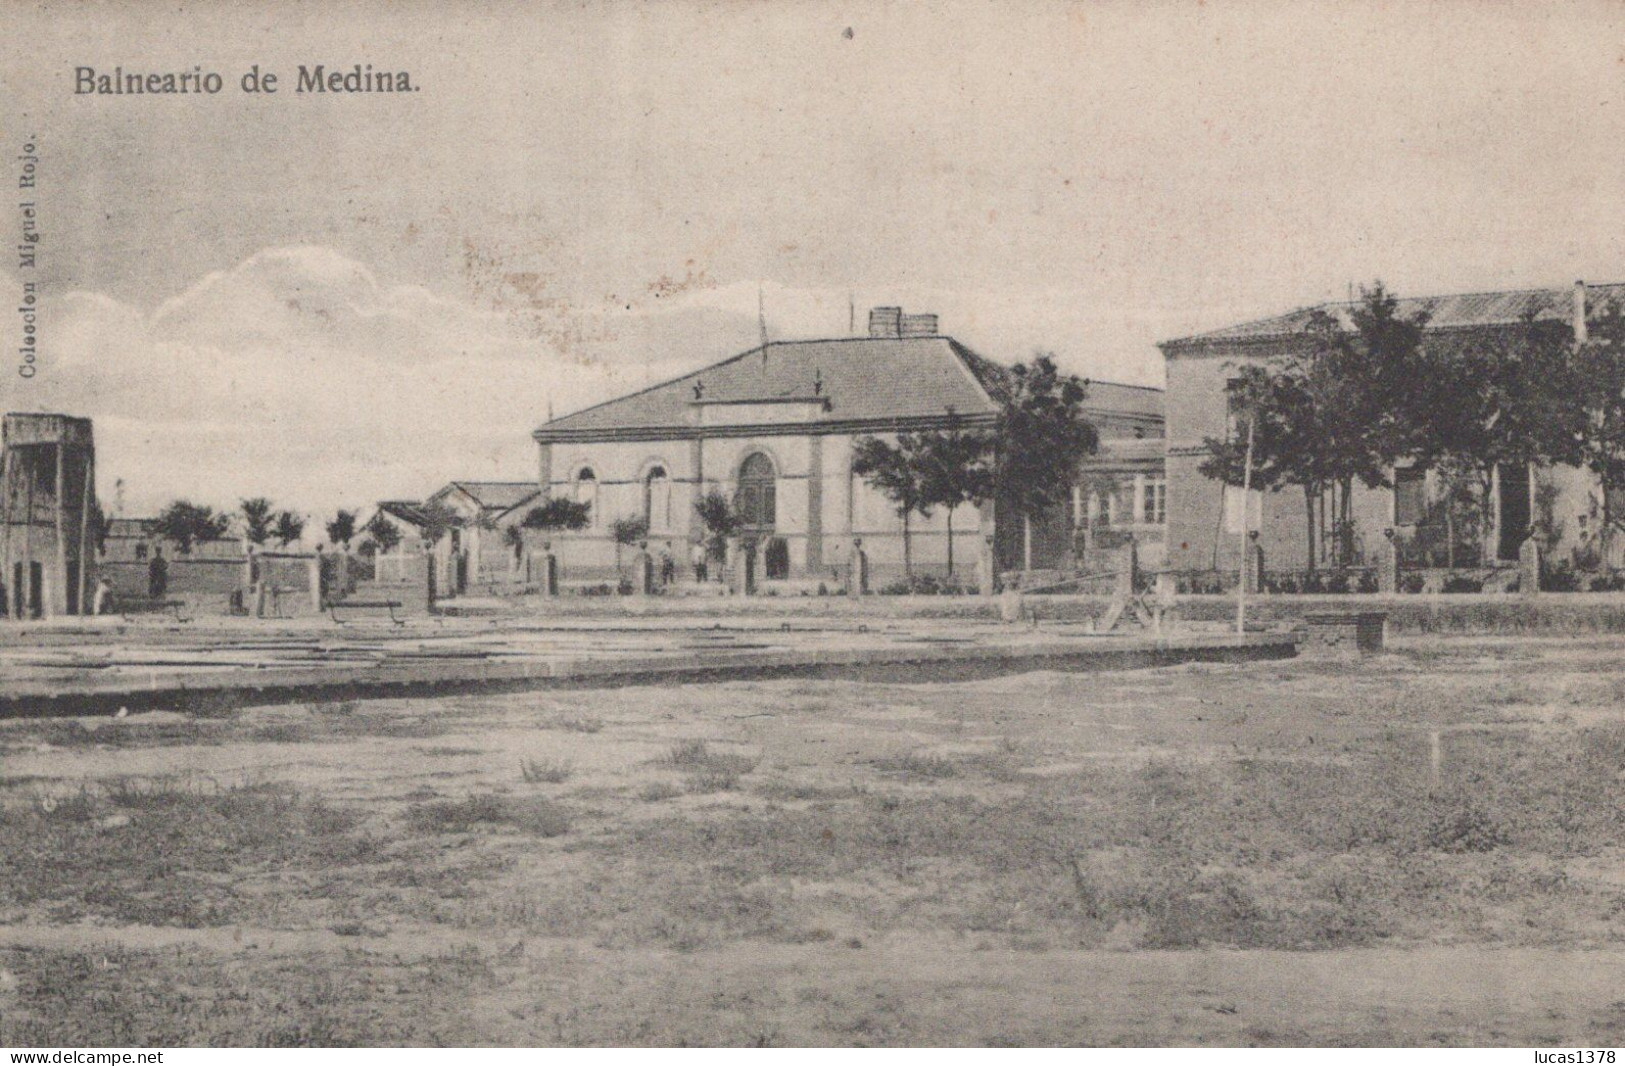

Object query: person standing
[147,545,168,600]
[691,539,708,584]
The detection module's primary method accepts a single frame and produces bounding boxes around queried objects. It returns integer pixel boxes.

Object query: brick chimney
[900,313,939,337]
[868,306,902,338]
[1574,280,1588,344]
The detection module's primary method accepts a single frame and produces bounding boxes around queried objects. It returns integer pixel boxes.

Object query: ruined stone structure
[1,413,96,618]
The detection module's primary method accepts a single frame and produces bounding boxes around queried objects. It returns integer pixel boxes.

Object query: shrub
[550,715,604,734]
[1542,562,1581,592]
[1442,575,1484,593]
[520,758,574,784]
[662,739,758,792]
[1591,572,1625,593]
[1399,572,1426,594]
[406,794,570,837]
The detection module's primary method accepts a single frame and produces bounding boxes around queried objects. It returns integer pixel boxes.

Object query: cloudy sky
[7,0,1625,520]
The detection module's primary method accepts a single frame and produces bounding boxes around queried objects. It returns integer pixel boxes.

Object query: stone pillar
[730,538,750,595]
[976,533,996,597]
[1378,529,1399,594]
[1520,535,1541,597]
[846,537,869,596]
[633,542,655,595]
[541,542,559,596]
[1154,570,1178,633]
[310,548,325,612]
[1244,531,1263,594]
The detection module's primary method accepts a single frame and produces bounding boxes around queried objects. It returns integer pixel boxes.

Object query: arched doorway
[736,452,777,588]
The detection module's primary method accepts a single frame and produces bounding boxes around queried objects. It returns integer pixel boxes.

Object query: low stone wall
[98,558,243,614]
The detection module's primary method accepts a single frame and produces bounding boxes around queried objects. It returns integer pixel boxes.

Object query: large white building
[528,308,1165,591]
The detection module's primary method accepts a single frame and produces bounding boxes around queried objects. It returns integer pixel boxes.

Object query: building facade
[531,309,1165,591]
[1,413,96,618]
[1159,281,1619,579]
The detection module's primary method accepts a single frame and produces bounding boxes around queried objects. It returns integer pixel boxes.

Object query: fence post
[1519,536,1542,597]
[1243,532,1263,594]
[309,548,324,612]
[1378,528,1399,594]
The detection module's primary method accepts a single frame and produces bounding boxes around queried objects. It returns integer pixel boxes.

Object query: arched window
[736,453,776,533]
[574,467,598,527]
[643,465,671,531]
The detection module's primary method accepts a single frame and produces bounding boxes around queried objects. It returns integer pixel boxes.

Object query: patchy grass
[405,793,571,838]
[874,751,959,780]
[520,757,574,784]
[0,778,375,928]
[10,636,1625,1044]
[662,740,758,793]
[548,715,605,734]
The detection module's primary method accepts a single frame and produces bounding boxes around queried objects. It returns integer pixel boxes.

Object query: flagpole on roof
[759,285,769,368]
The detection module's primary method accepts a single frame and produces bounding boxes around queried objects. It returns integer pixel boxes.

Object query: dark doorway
[765,537,790,580]
[742,540,758,595]
[66,560,79,615]
[1498,463,1531,561]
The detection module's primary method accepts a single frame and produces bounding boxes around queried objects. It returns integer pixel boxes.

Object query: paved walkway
[0,615,1300,716]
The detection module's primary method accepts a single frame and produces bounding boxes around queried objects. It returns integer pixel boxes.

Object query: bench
[329,599,405,626]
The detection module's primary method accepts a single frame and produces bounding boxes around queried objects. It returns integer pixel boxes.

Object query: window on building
[1141,478,1167,524]
[574,468,598,526]
[643,465,671,531]
[737,453,776,531]
[1095,489,1115,528]
[1394,466,1427,526]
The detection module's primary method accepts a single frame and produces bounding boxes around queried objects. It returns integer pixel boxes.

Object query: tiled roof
[1163,282,1625,347]
[1082,380,1164,420]
[537,337,1005,436]
[442,481,540,512]
[375,500,430,527]
[536,336,1165,437]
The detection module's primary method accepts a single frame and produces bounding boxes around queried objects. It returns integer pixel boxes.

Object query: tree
[1301,284,1431,564]
[364,512,402,555]
[521,497,592,533]
[325,509,358,550]
[852,434,933,577]
[273,510,305,548]
[993,354,1100,571]
[914,417,995,577]
[153,500,230,553]
[609,515,650,586]
[693,488,742,568]
[416,500,460,547]
[1410,312,1583,561]
[1199,363,1319,569]
[1572,301,1625,549]
[1198,285,1432,571]
[239,497,276,546]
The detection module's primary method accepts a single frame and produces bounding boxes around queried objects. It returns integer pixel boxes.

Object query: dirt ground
[5,634,1625,1046]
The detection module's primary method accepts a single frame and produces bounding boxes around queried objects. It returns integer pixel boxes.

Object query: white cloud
[6,247,645,523]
